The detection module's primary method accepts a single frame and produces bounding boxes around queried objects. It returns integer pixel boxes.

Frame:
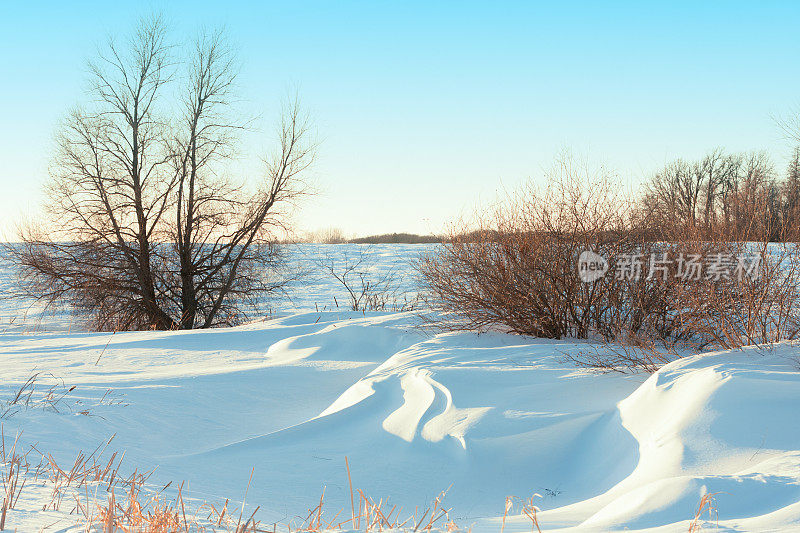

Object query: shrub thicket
[419,156,800,370]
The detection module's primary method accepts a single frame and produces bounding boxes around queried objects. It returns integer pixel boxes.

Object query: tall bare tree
[641,159,697,231]
[784,147,800,238]
[15,15,175,329]
[640,149,783,241]
[13,18,314,331]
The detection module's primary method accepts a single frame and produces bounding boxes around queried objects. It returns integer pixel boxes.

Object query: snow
[0,245,799,531]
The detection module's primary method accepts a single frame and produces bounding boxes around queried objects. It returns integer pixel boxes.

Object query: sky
[1,1,799,238]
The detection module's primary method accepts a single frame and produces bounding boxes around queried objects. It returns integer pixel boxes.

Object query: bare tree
[640,149,783,241]
[784,147,800,238]
[697,148,740,230]
[12,18,315,331]
[641,159,701,232]
[164,31,314,328]
[14,15,175,330]
[169,92,313,328]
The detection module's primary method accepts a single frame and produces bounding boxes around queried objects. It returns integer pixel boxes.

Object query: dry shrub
[419,157,676,343]
[318,248,423,312]
[654,197,800,351]
[663,239,800,350]
[564,340,677,374]
[419,155,800,371]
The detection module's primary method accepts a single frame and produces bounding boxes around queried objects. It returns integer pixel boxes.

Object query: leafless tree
[12,17,315,330]
[783,147,800,239]
[641,158,708,232]
[164,30,313,328]
[13,15,175,329]
[640,149,782,241]
[697,148,738,230]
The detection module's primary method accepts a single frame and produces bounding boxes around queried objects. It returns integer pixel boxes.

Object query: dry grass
[0,430,28,530]
[688,492,719,532]
[1,443,480,533]
[0,372,78,419]
[87,454,463,533]
[0,372,127,422]
[292,457,457,532]
[500,495,541,533]
[0,432,272,532]
[91,480,267,533]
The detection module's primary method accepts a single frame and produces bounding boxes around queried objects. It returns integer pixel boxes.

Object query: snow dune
[0,310,799,531]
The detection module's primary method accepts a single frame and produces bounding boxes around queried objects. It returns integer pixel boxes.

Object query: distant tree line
[346,146,800,246]
[349,233,442,244]
[638,147,800,241]
[302,228,442,244]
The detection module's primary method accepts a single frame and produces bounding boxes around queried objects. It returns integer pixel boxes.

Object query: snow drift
[1,309,799,531]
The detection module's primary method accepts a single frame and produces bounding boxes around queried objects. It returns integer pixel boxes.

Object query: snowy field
[0,245,799,531]
[0,245,429,334]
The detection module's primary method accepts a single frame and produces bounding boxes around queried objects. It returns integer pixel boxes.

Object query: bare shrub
[649,188,800,351]
[666,240,800,350]
[419,156,673,343]
[419,155,800,371]
[317,247,420,312]
[562,340,677,374]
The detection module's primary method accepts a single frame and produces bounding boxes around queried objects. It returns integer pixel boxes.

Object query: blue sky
[1,1,799,237]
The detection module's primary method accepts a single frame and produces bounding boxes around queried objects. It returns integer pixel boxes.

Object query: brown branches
[420,154,800,372]
[639,148,792,242]
[316,247,415,312]
[12,18,315,331]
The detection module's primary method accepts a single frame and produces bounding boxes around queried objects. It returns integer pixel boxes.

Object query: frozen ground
[0,245,799,531]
